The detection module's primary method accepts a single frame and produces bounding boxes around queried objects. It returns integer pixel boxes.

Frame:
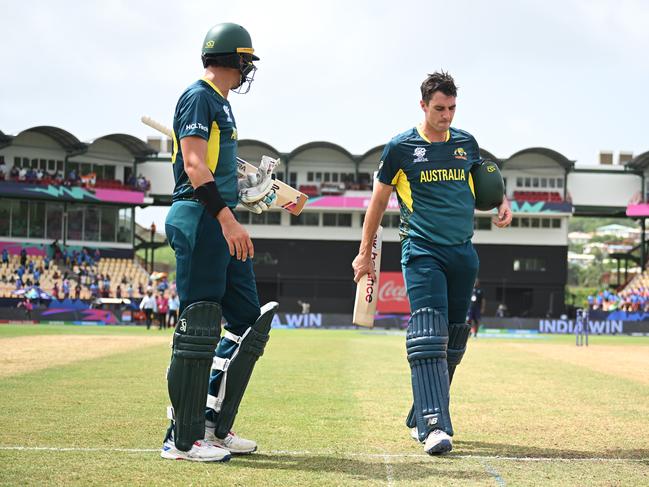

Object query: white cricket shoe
[424,429,453,455]
[205,428,257,454]
[161,438,231,462]
[410,427,420,442]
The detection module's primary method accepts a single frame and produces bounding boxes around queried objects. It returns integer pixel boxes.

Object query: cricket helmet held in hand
[471,159,504,211]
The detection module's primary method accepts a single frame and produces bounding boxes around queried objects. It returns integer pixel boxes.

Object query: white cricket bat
[352,226,383,328]
[141,116,308,215]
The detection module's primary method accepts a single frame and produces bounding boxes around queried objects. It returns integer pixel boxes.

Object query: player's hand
[493,197,512,228]
[218,210,254,261]
[352,253,374,283]
[240,189,277,214]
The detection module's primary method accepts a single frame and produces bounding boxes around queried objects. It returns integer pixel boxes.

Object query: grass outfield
[1,325,648,486]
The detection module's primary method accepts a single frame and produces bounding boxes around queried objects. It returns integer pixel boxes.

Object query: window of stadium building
[0,200,10,236]
[513,258,547,272]
[46,204,64,240]
[291,213,319,226]
[474,217,492,230]
[251,211,281,225]
[117,209,132,243]
[323,213,352,227]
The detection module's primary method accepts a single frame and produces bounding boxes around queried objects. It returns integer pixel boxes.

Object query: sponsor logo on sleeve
[185,122,208,133]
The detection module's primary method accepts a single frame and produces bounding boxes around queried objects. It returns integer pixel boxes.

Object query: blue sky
[2,0,647,226]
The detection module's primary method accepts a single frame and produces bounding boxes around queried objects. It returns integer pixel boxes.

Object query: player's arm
[180,136,254,261]
[352,181,392,283]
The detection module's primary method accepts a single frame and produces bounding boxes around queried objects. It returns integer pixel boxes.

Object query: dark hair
[420,71,458,103]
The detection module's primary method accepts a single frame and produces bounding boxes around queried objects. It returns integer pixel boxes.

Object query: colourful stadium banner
[306,195,572,213]
[626,203,649,217]
[0,182,145,205]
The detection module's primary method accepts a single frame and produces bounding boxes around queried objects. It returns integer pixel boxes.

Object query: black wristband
[194,181,227,217]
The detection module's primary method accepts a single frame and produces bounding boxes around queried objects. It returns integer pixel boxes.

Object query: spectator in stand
[127,283,134,299]
[102,277,111,298]
[26,167,36,182]
[167,291,179,328]
[10,165,19,179]
[18,166,27,181]
[0,160,6,180]
[67,168,78,185]
[18,298,33,319]
[126,173,136,188]
[90,281,99,298]
[17,265,25,281]
[139,289,157,330]
[138,283,144,296]
[44,255,50,270]
[36,168,44,181]
[2,248,8,265]
[94,248,101,263]
[62,279,70,299]
[52,282,59,300]
[33,269,40,285]
[74,283,81,300]
[28,260,34,274]
[156,292,169,330]
[20,247,27,266]
[116,285,122,299]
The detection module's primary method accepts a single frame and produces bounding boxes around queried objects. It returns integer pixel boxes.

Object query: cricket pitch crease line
[0,446,645,463]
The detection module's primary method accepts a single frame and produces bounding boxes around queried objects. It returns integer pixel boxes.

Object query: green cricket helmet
[202,22,260,60]
[201,23,259,93]
[471,159,504,211]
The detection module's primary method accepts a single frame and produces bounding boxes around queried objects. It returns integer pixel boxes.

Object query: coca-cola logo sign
[377,272,410,313]
[379,280,407,302]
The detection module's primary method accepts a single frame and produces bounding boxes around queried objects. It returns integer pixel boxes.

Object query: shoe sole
[424,440,453,455]
[160,451,231,462]
[217,445,257,455]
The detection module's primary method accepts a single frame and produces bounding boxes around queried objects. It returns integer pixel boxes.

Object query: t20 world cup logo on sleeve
[413,147,428,163]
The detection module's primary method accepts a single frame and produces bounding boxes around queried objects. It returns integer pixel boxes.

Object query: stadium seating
[0,253,150,300]
[513,191,563,202]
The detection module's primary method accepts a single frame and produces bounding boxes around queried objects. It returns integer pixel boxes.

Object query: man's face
[420,91,456,134]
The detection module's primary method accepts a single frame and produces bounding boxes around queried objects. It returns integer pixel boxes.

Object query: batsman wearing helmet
[352,71,512,455]
[161,23,279,462]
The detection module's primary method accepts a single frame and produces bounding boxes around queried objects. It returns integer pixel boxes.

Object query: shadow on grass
[454,440,649,460]
[234,453,484,483]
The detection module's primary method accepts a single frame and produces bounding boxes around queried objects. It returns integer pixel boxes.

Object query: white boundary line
[0,445,645,463]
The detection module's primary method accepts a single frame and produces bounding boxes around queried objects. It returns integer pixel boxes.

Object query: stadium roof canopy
[626,150,649,171]
[238,139,284,157]
[0,130,13,149]
[503,147,574,171]
[359,144,384,161]
[17,126,87,153]
[91,134,157,159]
[479,148,500,165]
[289,141,356,162]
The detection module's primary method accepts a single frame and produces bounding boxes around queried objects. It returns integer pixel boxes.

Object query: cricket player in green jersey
[352,71,512,455]
[161,23,279,462]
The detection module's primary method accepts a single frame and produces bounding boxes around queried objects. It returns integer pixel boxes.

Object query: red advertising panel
[377,272,410,313]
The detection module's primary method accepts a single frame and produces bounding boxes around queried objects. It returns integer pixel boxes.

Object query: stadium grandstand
[0,127,158,323]
[1,125,647,323]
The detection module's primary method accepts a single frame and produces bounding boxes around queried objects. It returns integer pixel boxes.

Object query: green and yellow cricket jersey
[376,126,482,246]
[171,78,239,208]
